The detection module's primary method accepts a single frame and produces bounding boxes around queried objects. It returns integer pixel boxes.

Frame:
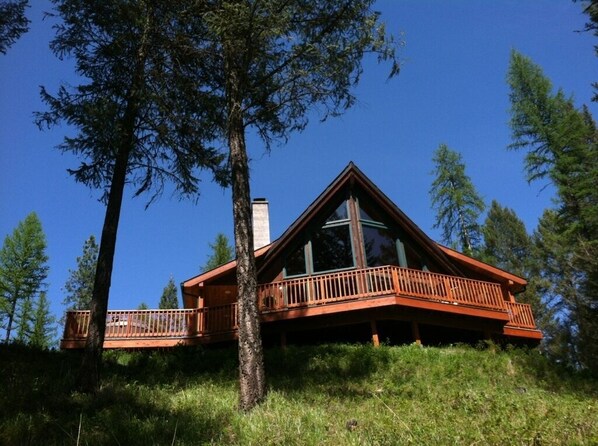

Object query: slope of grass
[1,342,596,445]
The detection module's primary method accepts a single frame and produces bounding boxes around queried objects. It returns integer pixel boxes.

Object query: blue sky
[1,1,596,325]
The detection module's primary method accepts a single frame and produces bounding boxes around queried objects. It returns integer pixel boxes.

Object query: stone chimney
[252,198,271,249]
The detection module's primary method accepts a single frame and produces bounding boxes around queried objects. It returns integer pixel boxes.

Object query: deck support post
[280,331,287,349]
[483,328,491,341]
[411,320,422,345]
[370,320,380,347]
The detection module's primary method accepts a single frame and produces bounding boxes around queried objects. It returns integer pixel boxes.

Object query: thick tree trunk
[229,117,267,411]
[77,7,152,393]
[77,140,131,392]
[225,43,267,412]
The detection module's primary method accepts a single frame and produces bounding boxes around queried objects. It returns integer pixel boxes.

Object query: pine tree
[507,50,598,371]
[0,212,49,343]
[580,0,598,101]
[481,201,554,345]
[30,292,56,349]
[430,144,486,256]
[63,235,98,311]
[159,277,178,309]
[193,0,399,410]
[481,200,531,275]
[0,0,29,55]
[202,233,234,272]
[36,0,228,392]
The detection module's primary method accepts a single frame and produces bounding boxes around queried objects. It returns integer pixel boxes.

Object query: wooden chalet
[61,163,542,349]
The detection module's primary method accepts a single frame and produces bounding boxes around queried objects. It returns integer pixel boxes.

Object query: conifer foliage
[507,50,598,371]
[0,212,50,344]
[0,0,29,55]
[159,277,179,310]
[430,144,485,256]
[63,235,98,311]
[202,233,234,272]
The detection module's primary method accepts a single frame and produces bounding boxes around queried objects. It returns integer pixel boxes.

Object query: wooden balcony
[61,266,541,349]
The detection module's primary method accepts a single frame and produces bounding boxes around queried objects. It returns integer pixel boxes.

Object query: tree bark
[224,42,267,411]
[77,134,132,392]
[77,6,152,393]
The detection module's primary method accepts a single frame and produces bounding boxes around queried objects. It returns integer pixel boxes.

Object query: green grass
[1,342,596,445]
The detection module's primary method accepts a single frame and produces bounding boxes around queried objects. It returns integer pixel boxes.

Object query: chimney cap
[253,197,268,202]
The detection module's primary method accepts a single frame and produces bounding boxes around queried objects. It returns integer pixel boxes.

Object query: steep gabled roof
[257,162,463,276]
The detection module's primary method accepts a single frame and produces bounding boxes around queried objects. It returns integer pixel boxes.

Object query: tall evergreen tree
[36,0,228,392]
[63,235,98,311]
[0,0,29,55]
[430,144,486,256]
[481,201,554,344]
[159,276,179,309]
[507,50,598,371]
[532,210,583,364]
[30,292,56,349]
[0,212,49,343]
[202,233,234,272]
[579,0,598,101]
[193,0,399,410]
[481,200,531,275]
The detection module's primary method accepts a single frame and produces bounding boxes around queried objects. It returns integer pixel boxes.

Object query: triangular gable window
[326,201,349,223]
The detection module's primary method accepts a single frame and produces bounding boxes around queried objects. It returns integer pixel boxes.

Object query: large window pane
[285,244,306,277]
[362,225,400,267]
[312,225,354,272]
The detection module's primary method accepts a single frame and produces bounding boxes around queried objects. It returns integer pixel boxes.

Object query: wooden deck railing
[257,265,506,312]
[63,304,238,341]
[62,267,538,344]
[505,302,537,329]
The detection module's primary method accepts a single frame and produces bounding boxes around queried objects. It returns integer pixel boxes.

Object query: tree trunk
[77,6,152,393]
[4,290,18,343]
[224,43,267,412]
[77,137,132,392]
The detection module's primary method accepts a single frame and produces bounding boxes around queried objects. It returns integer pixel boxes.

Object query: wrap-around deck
[60,266,541,349]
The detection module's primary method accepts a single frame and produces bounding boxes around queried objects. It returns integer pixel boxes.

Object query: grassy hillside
[1,343,596,445]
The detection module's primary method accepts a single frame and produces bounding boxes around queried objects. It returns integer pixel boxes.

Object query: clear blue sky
[1,1,596,326]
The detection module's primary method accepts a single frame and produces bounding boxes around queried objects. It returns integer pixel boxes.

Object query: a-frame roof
[257,162,463,276]
[182,162,526,295]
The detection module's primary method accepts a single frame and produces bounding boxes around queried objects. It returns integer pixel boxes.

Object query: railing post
[443,277,452,300]
[391,267,400,295]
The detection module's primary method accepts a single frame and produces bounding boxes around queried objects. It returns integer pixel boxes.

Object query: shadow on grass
[0,344,236,445]
[3,342,596,444]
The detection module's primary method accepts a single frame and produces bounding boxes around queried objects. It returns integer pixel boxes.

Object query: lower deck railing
[62,266,538,343]
[63,304,238,341]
